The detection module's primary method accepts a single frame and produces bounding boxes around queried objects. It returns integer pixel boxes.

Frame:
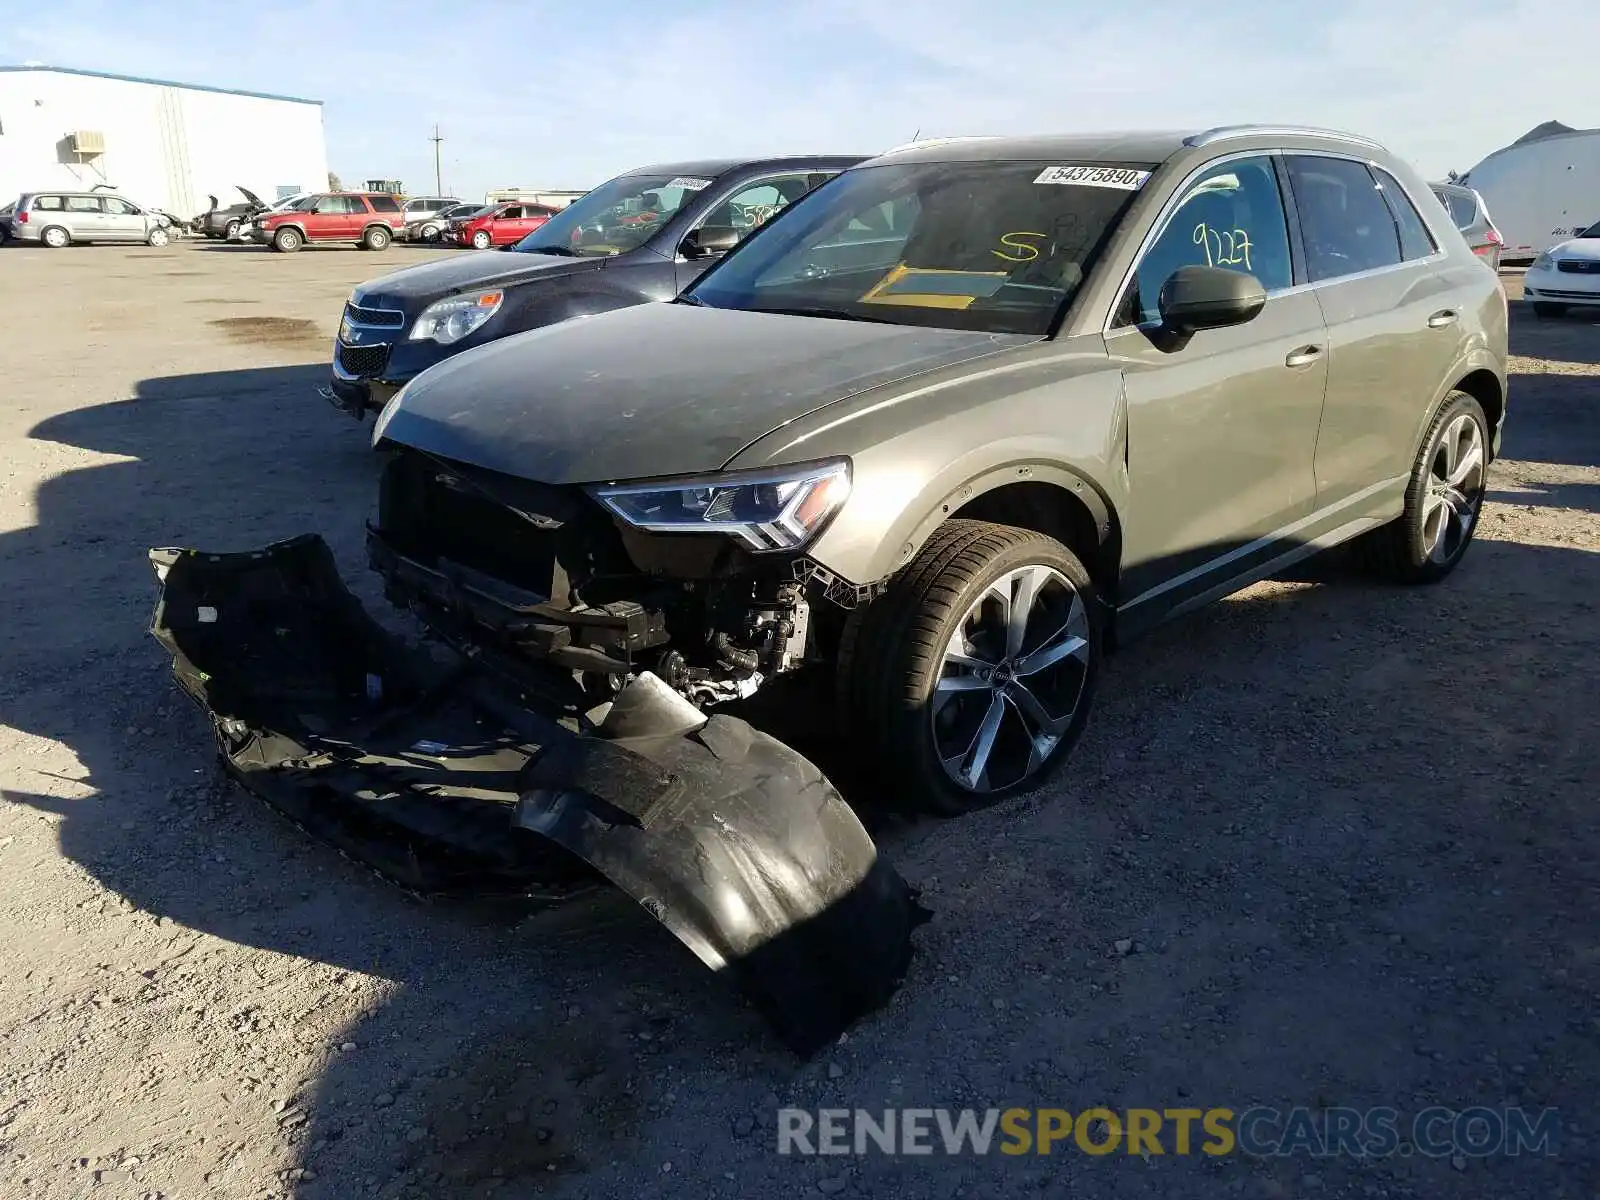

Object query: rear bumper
[146,533,925,1053]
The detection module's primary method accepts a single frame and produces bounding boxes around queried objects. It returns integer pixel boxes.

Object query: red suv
[446,202,556,249]
[258,192,407,252]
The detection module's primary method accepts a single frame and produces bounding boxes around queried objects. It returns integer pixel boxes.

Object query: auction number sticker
[666,177,713,190]
[1034,165,1151,190]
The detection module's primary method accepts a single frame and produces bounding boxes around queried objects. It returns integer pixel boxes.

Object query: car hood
[1547,238,1600,261]
[353,251,610,305]
[374,301,1031,484]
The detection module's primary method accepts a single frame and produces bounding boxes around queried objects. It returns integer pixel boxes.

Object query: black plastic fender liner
[518,699,931,1056]
[148,534,929,1049]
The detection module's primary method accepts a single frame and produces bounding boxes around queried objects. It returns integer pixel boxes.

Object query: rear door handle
[1427,309,1459,328]
[1285,345,1323,368]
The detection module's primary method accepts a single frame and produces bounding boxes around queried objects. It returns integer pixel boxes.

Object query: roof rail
[879,135,1003,156]
[1185,124,1386,151]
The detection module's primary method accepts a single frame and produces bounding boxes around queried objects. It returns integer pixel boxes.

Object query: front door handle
[1427,309,1459,328]
[1285,345,1323,368]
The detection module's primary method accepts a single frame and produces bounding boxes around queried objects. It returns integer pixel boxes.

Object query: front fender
[517,704,929,1056]
[506,284,653,333]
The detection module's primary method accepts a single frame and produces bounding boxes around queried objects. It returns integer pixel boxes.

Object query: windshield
[512,173,713,256]
[1579,221,1600,239]
[684,160,1151,335]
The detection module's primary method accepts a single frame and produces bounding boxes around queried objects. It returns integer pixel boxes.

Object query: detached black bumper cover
[147,534,926,1053]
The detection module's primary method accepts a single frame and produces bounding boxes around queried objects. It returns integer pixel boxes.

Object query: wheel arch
[1411,350,1505,462]
[1451,367,1504,452]
[361,220,392,239]
[946,475,1122,599]
[814,459,1125,602]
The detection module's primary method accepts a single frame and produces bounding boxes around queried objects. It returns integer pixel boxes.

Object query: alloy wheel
[1423,412,1486,564]
[931,564,1092,793]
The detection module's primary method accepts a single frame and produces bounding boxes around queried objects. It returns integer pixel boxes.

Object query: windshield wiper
[520,245,578,256]
[749,305,899,325]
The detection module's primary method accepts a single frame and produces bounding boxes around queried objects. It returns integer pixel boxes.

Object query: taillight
[15,211,27,223]
[1486,228,1503,245]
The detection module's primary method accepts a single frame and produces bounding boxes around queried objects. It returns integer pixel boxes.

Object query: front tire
[1531,302,1564,318]
[273,227,303,253]
[147,226,170,247]
[838,520,1101,815]
[471,230,492,250]
[362,225,391,251]
[1354,390,1489,584]
[225,219,241,240]
[42,226,70,248]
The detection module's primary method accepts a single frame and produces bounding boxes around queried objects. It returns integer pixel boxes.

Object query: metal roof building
[0,65,329,219]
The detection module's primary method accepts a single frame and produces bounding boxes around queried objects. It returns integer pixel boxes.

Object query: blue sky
[3,0,1585,198]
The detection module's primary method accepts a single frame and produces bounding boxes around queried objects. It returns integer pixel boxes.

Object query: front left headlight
[409,290,504,345]
[1530,252,1553,271]
[591,459,851,552]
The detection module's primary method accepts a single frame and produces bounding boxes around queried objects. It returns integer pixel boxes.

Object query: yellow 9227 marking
[1193,223,1253,270]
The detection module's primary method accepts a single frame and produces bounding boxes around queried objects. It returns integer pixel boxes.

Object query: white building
[1458,121,1600,262]
[0,65,328,219]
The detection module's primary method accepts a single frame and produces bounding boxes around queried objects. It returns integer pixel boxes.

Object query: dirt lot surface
[0,244,1595,1200]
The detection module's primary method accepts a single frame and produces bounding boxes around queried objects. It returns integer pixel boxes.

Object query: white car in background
[1523,220,1600,317]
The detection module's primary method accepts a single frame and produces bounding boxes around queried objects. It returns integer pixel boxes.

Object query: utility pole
[430,124,444,196]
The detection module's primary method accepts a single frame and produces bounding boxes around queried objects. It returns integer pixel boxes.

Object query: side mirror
[1157,264,1266,334]
[680,225,742,260]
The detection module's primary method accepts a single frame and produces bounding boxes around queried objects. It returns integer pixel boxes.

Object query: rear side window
[65,195,103,213]
[1372,168,1436,261]
[1447,192,1478,230]
[1121,154,1294,325]
[367,194,400,213]
[33,195,64,211]
[1285,155,1401,281]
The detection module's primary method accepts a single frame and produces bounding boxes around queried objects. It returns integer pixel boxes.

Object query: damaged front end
[147,533,926,1054]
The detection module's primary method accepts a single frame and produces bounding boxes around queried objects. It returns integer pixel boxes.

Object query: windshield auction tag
[1033,165,1150,190]
[666,177,713,190]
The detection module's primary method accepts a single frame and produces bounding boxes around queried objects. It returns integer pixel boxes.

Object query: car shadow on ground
[2,361,1597,1197]
[0,369,788,1196]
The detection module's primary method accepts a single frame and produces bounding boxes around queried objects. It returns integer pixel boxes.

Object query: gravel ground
[0,245,1596,1200]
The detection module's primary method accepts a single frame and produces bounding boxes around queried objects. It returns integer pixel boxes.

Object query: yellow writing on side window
[1192,223,1253,271]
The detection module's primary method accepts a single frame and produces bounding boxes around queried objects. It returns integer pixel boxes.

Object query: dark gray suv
[325,155,865,417]
[148,126,1508,1048]
[364,125,1508,810]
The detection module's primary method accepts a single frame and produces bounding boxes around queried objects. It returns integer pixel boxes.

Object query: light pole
[430,124,444,196]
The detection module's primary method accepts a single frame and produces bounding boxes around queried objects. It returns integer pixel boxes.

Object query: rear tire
[42,226,70,248]
[273,227,303,253]
[362,225,391,251]
[1532,302,1564,318]
[838,519,1101,815]
[1353,390,1489,584]
[471,230,492,250]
